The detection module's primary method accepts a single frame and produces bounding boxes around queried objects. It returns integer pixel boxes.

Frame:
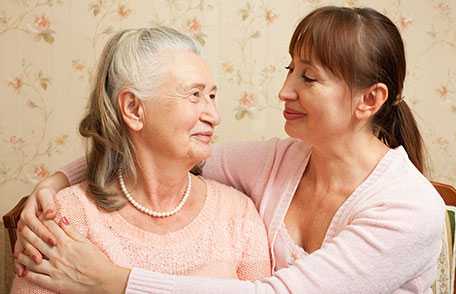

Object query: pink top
[11,179,271,293]
[27,138,447,293]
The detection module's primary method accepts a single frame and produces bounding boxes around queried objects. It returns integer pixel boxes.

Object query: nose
[278,76,298,102]
[201,98,221,127]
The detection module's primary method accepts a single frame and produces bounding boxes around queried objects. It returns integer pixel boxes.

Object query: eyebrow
[185,83,217,92]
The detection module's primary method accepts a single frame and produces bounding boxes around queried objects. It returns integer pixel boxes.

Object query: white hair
[106,26,200,100]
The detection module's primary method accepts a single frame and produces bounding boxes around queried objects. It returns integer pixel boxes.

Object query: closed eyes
[285,66,317,83]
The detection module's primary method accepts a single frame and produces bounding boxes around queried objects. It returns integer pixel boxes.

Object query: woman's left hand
[15,216,130,294]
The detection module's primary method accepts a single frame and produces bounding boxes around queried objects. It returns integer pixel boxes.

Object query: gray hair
[79,27,200,211]
[107,26,200,100]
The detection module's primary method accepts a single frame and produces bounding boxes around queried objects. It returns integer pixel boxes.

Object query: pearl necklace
[118,169,192,218]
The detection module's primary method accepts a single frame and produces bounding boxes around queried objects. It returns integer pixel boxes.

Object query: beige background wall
[0,0,455,216]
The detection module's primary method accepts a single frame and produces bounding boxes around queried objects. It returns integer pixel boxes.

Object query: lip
[283,108,306,120]
[191,131,213,143]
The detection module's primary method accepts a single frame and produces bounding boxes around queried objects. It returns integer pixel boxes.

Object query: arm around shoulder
[58,157,87,185]
[125,186,445,294]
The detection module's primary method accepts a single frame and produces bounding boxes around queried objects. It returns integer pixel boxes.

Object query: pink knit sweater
[11,179,272,293]
[16,138,446,293]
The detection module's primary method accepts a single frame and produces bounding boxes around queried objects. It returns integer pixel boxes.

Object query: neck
[123,145,195,212]
[305,133,389,195]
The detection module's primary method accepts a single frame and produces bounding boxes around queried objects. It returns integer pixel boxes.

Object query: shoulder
[53,181,97,229]
[54,181,94,208]
[54,182,85,207]
[355,147,445,231]
[377,147,443,208]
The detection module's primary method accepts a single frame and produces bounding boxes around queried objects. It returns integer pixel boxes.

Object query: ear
[354,83,388,120]
[118,89,144,131]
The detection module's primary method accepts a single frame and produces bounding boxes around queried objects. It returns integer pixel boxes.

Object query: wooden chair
[431,181,456,294]
[2,195,28,254]
[433,181,456,206]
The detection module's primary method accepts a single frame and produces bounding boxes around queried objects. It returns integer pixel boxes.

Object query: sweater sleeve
[202,139,279,207]
[236,197,272,280]
[10,186,89,294]
[58,157,86,185]
[125,192,445,294]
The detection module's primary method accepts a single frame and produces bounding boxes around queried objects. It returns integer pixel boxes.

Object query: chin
[199,146,212,160]
[189,143,212,162]
[284,123,306,140]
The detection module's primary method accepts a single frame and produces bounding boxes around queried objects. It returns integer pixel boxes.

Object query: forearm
[126,268,279,294]
[58,157,86,185]
[202,140,278,206]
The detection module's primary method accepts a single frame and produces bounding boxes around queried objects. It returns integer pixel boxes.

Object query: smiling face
[279,54,355,145]
[136,49,220,164]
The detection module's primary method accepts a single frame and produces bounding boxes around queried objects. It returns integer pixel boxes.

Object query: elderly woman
[11,27,271,293]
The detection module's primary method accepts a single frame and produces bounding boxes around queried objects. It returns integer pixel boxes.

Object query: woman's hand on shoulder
[14,172,70,276]
[16,217,129,294]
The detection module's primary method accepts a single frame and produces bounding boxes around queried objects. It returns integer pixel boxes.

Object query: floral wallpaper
[0,0,455,218]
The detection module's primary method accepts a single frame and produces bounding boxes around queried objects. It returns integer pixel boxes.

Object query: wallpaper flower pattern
[0,0,455,217]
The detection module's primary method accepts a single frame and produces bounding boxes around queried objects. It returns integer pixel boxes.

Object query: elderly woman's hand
[15,216,130,294]
[14,172,69,276]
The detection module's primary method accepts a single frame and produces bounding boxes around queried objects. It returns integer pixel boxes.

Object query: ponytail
[78,30,134,211]
[374,99,425,173]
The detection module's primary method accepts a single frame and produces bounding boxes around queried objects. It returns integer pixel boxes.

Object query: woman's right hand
[14,172,70,277]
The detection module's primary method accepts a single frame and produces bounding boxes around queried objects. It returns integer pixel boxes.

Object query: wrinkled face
[139,49,220,163]
[278,54,355,145]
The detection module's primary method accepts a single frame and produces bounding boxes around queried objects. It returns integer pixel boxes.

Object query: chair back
[432,181,456,294]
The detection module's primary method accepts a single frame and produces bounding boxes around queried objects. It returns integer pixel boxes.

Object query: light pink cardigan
[61,138,445,293]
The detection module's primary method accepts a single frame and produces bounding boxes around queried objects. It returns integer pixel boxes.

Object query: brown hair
[289,6,425,173]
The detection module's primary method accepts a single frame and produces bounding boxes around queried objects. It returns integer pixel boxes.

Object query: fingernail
[61,216,69,225]
[32,255,40,264]
[44,209,54,218]
[15,267,23,277]
[48,237,56,246]
[20,268,27,278]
